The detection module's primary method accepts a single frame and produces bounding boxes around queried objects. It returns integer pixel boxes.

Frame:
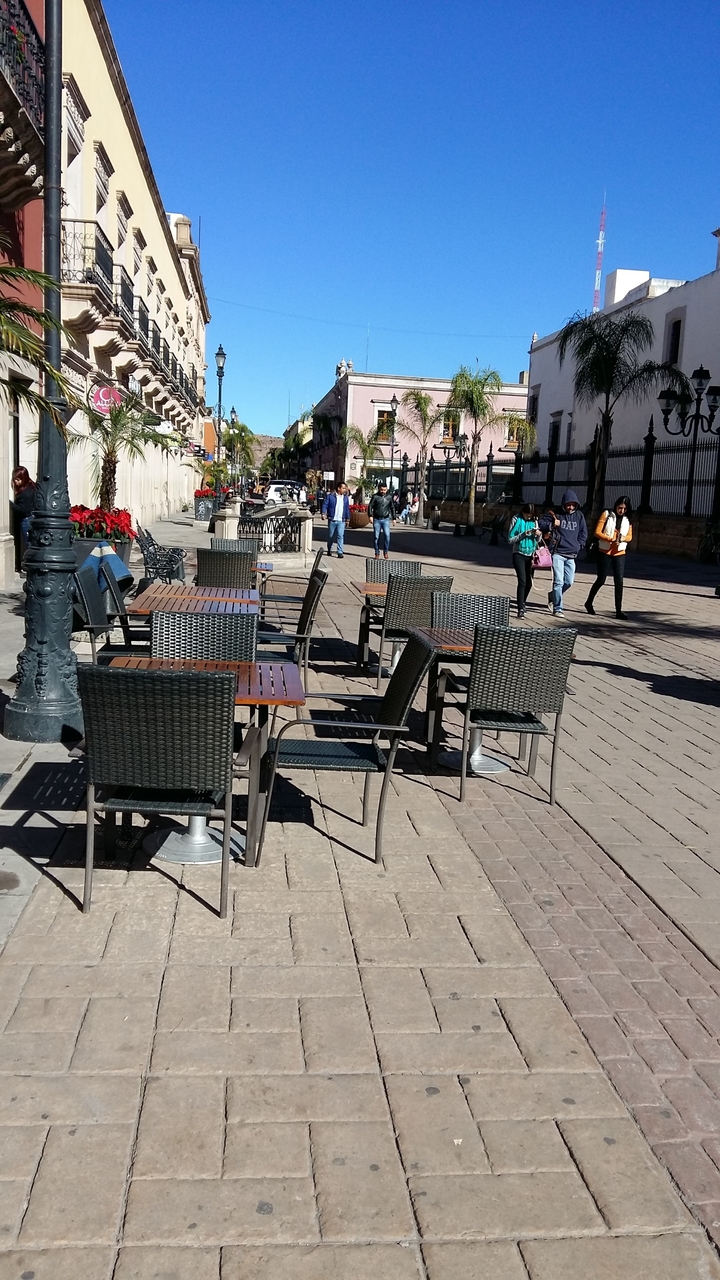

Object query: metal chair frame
[256,568,328,690]
[72,567,145,663]
[77,665,248,917]
[255,634,435,866]
[135,525,187,584]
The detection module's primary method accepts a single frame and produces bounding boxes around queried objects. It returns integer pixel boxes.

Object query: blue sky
[105,0,720,435]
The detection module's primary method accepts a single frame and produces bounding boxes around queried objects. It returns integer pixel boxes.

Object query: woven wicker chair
[365,558,422,583]
[432,624,577,804]
[431,592,511,629]
[100,561,151,647]
[196,548,254,589]
[210,538,261,554]
[72,568,146,663]
[255,633,436,866]
[265,547,325,609]
[360,575,453,688]
[77,665,249,917]
[150,609,258,661]
[256,568,327,688]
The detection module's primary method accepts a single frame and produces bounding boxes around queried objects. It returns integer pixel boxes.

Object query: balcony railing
[135,297,149,347]
[149,320,161,360]
[114,265,134,331]
[160,339,169,370]
[61,220,113,302]
[0,0,44,137]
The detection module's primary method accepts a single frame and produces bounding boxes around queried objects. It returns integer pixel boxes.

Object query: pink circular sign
[91,385,123,415]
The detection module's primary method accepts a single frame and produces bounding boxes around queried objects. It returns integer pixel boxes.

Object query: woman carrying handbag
[585,495,633,619]
[508,503,544,618]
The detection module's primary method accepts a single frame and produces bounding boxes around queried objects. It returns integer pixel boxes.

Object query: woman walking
[585,495,633,619]
[508,503,542,618]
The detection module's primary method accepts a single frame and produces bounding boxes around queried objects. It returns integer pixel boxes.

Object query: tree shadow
[572,658,720,707]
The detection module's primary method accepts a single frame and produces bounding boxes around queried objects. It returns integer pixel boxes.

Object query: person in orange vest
[585,495,633,620]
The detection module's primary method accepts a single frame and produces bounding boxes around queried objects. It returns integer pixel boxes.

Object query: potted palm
[67,392,179,564]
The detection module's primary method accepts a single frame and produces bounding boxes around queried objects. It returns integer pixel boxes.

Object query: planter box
[72,537,132,569]
[349,512,370,528]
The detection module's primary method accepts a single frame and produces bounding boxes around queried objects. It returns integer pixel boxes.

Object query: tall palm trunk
[414,448,428,525]
[466,433,480,533]
[99,450,118,512]
[589,407,612,521]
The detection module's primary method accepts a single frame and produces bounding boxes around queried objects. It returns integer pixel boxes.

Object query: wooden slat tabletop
[353,581,387,597]
[128,586,259,616]
[109,657,305,706]
[254,562,273,573]
[410,626,475,654]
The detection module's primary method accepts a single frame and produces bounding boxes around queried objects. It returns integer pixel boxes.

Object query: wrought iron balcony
[160,338,169,370]
[61,220,114,332]
[149,320,161,361]
[114,265,135,333]
[0,0,44,210]
[135,297,149,349]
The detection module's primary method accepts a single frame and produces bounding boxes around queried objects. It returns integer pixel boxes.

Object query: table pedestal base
[143,815,245,865]
[438,728,510,776]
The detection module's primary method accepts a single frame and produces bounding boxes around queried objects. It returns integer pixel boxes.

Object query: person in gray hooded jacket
[539,490,587,617]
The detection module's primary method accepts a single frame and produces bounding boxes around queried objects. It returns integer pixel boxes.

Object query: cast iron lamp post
[4,0,82,742]
[229,405,238,489]
[658,367,720,518]
[442,431,468,537]
[214,344,226,510]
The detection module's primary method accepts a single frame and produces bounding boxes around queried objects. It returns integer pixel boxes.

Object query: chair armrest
[257,631,308,645]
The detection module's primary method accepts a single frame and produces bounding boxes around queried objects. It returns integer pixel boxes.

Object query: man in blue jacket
[321,482,350,557]
[540,490,587,617]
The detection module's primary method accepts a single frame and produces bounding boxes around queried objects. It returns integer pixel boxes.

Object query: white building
[528,229,720,453]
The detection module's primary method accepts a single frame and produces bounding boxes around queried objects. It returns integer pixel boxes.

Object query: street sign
[91,385,123,415]
[323,471,335,480]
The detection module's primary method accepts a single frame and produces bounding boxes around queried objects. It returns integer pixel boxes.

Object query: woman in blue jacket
[508,503,542,618]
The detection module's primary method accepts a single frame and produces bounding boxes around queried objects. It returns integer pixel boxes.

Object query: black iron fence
[238,515,301,552]
[521,419,720,521]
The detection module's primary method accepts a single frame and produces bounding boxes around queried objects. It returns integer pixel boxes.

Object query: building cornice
[82,0,191,301]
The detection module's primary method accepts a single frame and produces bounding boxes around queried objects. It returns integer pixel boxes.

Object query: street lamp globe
[215,344,226,376]
[390,394,399,416]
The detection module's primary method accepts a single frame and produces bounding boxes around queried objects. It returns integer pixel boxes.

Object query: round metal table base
[437,748,510,776]
[143,816,245,865]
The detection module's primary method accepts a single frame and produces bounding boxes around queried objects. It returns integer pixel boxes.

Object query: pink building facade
[302,368,528,493]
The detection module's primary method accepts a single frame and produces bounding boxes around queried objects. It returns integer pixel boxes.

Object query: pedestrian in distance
[539,489,587,617]
[11,465,36,559]
[585,495,633,620]
[321,482,350,557]
[368,482,395,558]
[508,502,542,618]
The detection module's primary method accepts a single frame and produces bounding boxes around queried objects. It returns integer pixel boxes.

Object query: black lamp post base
[4,698,83,743]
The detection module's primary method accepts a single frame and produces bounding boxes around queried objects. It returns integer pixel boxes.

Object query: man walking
[368,482,395,558]
[321,482,350,557]
[540,490,587,617]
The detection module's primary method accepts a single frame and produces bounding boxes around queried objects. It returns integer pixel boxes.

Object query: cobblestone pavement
[0,523,719,1276]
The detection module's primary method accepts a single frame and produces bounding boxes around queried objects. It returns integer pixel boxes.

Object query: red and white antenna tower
[592,204,606,312]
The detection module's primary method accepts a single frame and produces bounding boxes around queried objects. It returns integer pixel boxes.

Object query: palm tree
[397,390,445,524]
[67,393,179,511]
[503,412,537,454]
[341,423,383,501]
[0,232,76,424]
[222,420,256,490]
[557,310,689,516]
[448,365,503,533]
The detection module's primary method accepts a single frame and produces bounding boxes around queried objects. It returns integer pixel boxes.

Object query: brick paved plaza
[0,522,719,1277]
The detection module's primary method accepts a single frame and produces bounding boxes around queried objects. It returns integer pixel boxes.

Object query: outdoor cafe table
[352,581,387,599]
[410,625,514,777]
[109,656,305,866]
[127,584,260,615]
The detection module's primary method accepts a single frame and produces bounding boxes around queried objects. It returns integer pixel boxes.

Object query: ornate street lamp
[658,367,720,518]
[5,0,82,742]
[214,345,226,510]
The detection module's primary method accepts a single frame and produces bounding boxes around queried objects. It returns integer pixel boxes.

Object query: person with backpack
[508,503,542,618]
[585,495,633,620]
[539,490,588,617]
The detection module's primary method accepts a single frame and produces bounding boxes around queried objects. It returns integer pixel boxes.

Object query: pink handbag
[532,544,552,569]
